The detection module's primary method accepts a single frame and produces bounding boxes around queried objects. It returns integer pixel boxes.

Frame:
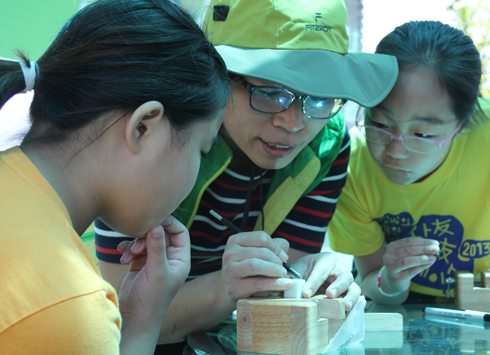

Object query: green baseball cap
[204,0,398,107]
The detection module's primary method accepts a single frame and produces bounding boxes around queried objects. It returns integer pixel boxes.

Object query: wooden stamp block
[364,313,403,331]
[459,324,490,352]
[482,271,490,288]
[236,296,404,355]
[361,330,403,348]
[237,298,329,355]
[327,318,347,340]
[311,296,346,319]
[455,271,490,312]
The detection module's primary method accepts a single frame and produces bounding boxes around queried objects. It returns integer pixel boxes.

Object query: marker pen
[423,307,490,322]
[425,314,490,329]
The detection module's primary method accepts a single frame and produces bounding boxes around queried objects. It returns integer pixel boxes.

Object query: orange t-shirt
[0,147,121,354]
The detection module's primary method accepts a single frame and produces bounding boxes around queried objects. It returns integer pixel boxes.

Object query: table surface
[187,301,490,355]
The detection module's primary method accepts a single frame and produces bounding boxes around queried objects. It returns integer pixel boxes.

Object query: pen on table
[424,314,490,329]
[423,306,490,322]
[209,210,302,279]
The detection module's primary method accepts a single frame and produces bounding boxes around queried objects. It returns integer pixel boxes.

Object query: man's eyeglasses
[356,112,462,154]
[240,77,346,120]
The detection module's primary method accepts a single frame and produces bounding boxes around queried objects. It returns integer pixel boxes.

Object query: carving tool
[209,210,302,279]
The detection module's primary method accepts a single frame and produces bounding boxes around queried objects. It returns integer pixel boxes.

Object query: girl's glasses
[356,114,462,154]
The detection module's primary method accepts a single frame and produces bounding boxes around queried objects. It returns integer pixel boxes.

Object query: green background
[0,0,84,60]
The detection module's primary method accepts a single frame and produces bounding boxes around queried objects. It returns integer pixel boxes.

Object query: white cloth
[324,296,366,353]
[19,60,37,93]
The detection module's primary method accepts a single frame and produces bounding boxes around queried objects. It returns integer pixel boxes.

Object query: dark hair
[0,0,230,146]
[375,21,486,128]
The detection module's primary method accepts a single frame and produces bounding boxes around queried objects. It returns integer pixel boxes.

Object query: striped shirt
[95,130,350,279]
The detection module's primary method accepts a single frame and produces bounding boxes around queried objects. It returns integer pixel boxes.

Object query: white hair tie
[19,60,38,93]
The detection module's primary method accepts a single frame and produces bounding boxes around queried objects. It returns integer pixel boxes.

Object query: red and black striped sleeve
[271,130,350,253]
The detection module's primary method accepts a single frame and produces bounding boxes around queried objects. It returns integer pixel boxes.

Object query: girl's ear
[125,101,165,154]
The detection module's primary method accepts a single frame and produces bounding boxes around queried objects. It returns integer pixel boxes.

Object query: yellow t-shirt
[0,147,121,354]
[329,98,490,297]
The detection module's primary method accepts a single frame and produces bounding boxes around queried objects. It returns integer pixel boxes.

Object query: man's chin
[255,153,298,171]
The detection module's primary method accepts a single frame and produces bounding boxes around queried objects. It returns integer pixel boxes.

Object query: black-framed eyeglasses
[240,77,346,120]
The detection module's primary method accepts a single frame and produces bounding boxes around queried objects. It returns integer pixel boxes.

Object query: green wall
[0,0,84,60]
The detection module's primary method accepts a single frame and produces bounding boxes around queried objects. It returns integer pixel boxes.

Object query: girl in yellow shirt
[329,21,489,304]
[0,0,230,353]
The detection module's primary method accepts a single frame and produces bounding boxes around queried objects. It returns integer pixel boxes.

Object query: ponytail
[0,53,38,107]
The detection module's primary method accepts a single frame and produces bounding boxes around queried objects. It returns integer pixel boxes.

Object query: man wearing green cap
[93,0,398,350]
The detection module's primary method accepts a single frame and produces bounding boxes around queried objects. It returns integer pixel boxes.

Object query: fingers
[394,263,435,280]
[341,282,362,312]
[231,258,288,279]
[299,253,357,308]
[119,239,147,264]
[381,239,439,291]
[388,244,440,259]
[390,237,439,247]
[119,216,191,266]
[128,254,148,271]
[220,233,292,303]
[302,253,342,298]
[322,264,354,300]
[162,218,191,272]
[228,277,293,297]
[387,254,437,274]
[222,233,289,281]
[161,217,187,247]
[129,225,166,273]
[229,232,289,263]
[384,238,439,277]
[385,237,439,273]
[161,215,174,227]
[272,238,290,256]
[229,244,287,266]
[388,237,439,255]
[117,240,130,253]
[165,240,191,275]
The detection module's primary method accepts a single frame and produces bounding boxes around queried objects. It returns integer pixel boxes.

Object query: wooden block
[362,331,403,348]
[456,271,475,292]
[327,318,347,340]
[459,324,490,352]
[362,312,403,349]
[482,271,490,288]
[237,296,403,354]
[311,296,346,319]
[364,313,403,331]
[455,271,490,312]
[456,287,490,312]
[237,297,329,355]
[237,300,253,352]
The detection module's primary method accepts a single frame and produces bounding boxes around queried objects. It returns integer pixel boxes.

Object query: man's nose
[271,99,306,133]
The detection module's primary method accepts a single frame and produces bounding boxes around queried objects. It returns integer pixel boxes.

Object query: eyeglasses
[356,115,462,154]
[240,77,346,120]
